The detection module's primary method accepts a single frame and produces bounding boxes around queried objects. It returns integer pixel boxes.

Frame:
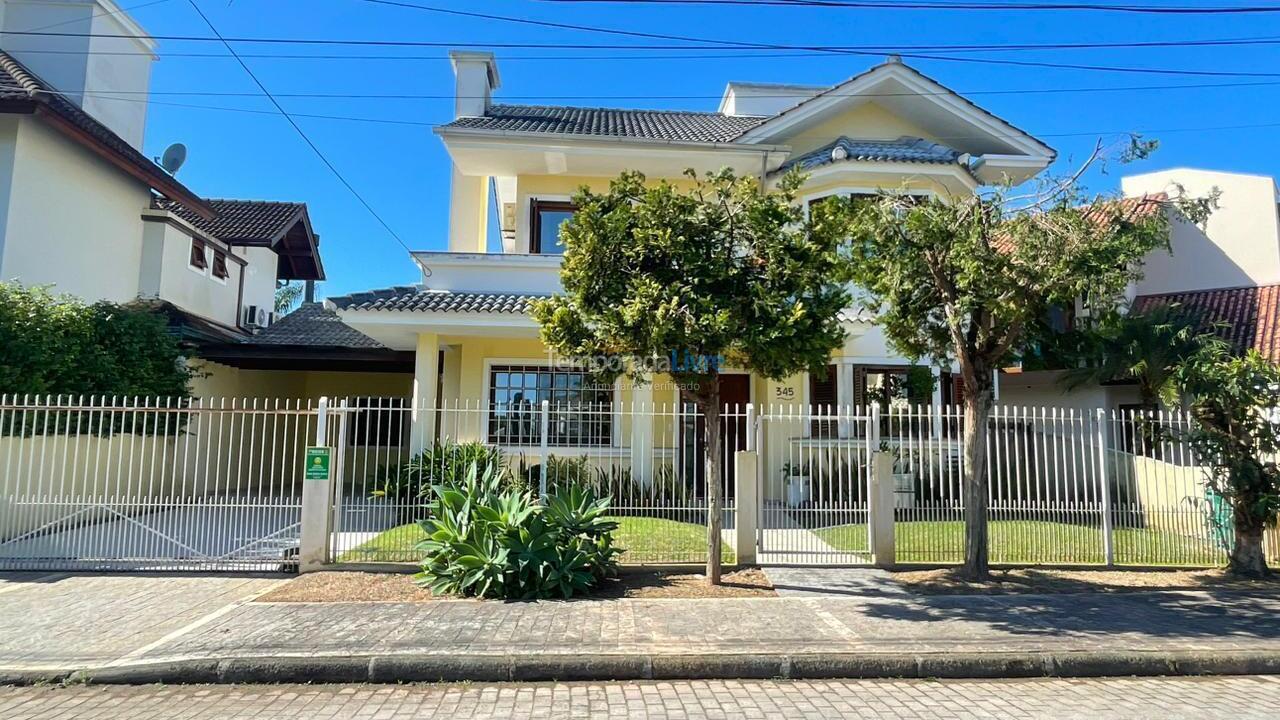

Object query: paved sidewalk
[3,571,1280,683]
[6,676,1280,719]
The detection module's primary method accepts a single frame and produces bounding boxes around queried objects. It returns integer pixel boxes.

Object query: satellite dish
[160,143,187,175]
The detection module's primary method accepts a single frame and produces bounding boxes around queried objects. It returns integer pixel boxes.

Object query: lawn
[815,519,1225,566]
[338,515,733,565]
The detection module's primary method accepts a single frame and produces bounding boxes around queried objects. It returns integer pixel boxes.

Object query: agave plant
[414,459,621,600]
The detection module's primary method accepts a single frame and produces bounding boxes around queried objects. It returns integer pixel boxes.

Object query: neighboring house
[327,50,1058,455]
[1001,168,1280,410]
[0,1,407,397]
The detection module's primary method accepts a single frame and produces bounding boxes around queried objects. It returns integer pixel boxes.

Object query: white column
[869,450,896,569]
[734,450,758,565]
[931,366,944,438]
[410,332,440,453]
[630,376,655,487]
[299,398,332,572]
[836,360,855,438]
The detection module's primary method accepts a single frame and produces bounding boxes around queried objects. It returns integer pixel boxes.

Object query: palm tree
[1059,304,1210,408]
[275,282,303,315]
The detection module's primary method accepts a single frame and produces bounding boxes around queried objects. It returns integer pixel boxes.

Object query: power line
[529,0,1280,13]
[17,82,1280,142]
[24,0,176,32]
[347,0,1280,79]
[181,0,414,254]
[25,77,1280,99]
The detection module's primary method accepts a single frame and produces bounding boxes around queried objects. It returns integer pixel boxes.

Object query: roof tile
[154,198,306,244]
[778,136,962,174]
[441,104,765,143]
[1132,284,1280,362]
[247,303,385,349]
[328,286,544,314]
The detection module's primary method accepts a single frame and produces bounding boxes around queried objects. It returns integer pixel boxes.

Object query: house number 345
[774,387,796,400]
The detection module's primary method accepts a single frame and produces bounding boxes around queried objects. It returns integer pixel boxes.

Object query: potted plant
[782,461,811,508]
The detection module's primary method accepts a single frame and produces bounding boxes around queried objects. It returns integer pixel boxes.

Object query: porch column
[931,366,944,438]
[836,361,855,438]
[410,332,440,453]
[630,376,655,487]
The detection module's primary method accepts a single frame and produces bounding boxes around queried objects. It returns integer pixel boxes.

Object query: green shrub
[414,461,620,599]
[372,440,513,501]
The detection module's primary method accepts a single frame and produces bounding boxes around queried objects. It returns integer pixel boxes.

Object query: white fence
[2,394,1276,572]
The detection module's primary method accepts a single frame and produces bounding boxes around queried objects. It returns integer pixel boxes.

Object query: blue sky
[122,0,1280,298]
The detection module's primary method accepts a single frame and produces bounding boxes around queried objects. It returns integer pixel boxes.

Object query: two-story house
[1001,167,1280,412]
[327,50,1057,471]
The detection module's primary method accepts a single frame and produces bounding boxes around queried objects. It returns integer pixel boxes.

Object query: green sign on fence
[304,446,332,481]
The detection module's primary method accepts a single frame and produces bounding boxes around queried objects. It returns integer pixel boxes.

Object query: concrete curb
[7,650,1280,686]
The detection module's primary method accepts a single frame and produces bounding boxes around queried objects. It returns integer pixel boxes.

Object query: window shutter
[189,241,207,269]
[809,364,837,437]
[212,251,229,279]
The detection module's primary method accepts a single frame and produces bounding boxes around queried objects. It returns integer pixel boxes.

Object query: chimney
[0,0,157,150]
[449,50,500,119]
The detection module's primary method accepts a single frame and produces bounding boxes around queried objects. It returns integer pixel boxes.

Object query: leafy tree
[0,282,194,399]
[1058,304,1213,408]
[838,160,1206,580]
[532,169,853,584]
[1174,343,1280,577]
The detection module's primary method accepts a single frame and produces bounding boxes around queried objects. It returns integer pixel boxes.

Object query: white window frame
[801,185,933,221]
[481,357,624,451]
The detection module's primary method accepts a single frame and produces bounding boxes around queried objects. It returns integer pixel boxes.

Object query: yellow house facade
[325,50,1057,490]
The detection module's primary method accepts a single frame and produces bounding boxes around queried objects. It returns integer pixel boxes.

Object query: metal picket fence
[2,393,1276,572]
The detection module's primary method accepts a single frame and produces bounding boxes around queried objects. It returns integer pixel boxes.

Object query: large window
[488,365,613,446]
[530,199,576,254]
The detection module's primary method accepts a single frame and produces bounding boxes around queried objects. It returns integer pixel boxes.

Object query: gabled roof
[153,197,325,281]
[0,50,211,217]
[733,59,1056,160]
[155,198,305,244]
[328,286,545,314]
[1132,284,1280,362]
[778,136,963,174]
[440,104,767,143]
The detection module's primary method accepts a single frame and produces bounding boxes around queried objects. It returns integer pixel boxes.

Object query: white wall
[0,0,155,150]
[1123,169,1280,295]
[239,246,279,321]
[998,370,1141,413]
[141,218,242,327]
[0,116,151,302]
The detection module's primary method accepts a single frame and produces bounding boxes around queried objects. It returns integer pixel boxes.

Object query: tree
[532,169,853,584]
[0,282,195,398]
[275,281,303,314]
[1174,343,1280,577]
[839,158,1201,580]
[1058,304,1212,408]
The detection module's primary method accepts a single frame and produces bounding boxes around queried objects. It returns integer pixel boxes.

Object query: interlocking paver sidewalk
[3,571,1280,683]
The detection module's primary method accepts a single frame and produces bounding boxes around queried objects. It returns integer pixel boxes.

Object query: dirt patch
[891,567,1280,595]
[255,568,775,603]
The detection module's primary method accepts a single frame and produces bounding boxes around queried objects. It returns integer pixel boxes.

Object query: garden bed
[255,569,775,602]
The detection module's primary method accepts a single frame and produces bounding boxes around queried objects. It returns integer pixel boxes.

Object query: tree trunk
[1229,484,1269,578]
[960,370,995,581]
[701,375,723,585]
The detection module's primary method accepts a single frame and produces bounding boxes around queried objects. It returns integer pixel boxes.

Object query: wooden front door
[681,374,751,499]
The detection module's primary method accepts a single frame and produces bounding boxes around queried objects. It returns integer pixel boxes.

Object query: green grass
[338,515,732,565]
[815,520,1225,566]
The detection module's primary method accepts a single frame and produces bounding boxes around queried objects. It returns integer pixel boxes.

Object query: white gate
[0,396,336,572]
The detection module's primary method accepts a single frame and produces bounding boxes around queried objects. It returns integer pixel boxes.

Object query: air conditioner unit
[243,305,269,329]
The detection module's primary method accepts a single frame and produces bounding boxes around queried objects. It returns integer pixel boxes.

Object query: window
[346,397,406,448]
[211,250,229,280]
[530,199,576,254]
[189,240,207,271]
[488,365,612,446]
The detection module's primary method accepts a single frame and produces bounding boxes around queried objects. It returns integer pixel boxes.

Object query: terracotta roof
[440,104,766,143]
[247,303,385,349]
[0,50,209,216]
[1132,284,1280,362]
[327,286,545,314]
[778,136,962,174]
[992,193,1168,254]
[154,197,307,244]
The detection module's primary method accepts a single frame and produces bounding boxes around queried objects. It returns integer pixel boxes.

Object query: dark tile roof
[441,104,766,143]
[247,303,385,349]
[327,286,545,314]
[1132,284,1280,362]
[0,50,208,213]
[778,136,962,174]
[153,198,306,244]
